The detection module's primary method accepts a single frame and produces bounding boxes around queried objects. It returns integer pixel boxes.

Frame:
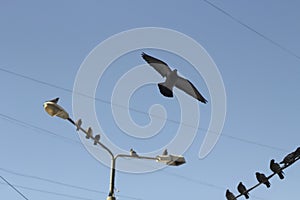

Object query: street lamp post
[43,98,186,200]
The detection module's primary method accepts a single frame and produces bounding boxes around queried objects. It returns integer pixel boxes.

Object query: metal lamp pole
[43,98,186,200]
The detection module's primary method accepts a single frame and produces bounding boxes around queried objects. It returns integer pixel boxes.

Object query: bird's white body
[164,69,178,89]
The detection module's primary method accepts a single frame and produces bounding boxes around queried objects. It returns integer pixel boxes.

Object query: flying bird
[237,182,249,199]
[225,189,236,200]
[255,172,270,188]
[270,159,284,179]
[141,52,207,103]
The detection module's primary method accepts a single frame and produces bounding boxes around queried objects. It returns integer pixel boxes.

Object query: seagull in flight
[141,52,208,104]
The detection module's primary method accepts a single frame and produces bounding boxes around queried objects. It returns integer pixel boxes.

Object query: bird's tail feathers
[158,83,173,97]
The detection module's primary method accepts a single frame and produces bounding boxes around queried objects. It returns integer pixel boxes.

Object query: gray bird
[130,148,138,157]
[256,172,270,188]
[270,159,284,179]
[225,189,236,200]
[86,127,93,139]
[93,134,100,145]
[141,52,207,103]
[162,149,168,155]
[47,97,59,103]
[237,182,249,199]
[280,152,295,166]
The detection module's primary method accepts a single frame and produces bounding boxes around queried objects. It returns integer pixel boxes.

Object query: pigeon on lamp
[225,189,236,200]
[162,149,168,155]
[256,172,270,188]
[141,52,207,104]
[237,182,249,199]
[280,152,295,166]
[130,148,138,157]
[47,97,59,104]
[270,159,284,179]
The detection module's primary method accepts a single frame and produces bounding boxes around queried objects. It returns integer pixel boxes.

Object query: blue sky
[1,1,300,200]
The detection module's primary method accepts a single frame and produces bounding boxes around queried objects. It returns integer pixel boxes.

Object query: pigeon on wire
[270,159,284,179]
[280,152,295,166]
[225,189,236,200]
[294,147,300,159]
[141,52,207,103]
[237,182,249,199]
[255,172,270,188]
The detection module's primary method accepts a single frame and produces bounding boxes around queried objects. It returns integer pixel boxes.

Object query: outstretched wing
[141,52,172,77]
[175,77,207,104]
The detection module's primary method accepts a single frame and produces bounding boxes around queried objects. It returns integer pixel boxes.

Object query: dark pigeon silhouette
[280,152,295,166]
[162,149,168,155]
[256,172,270,188]
[270,159,284,179]
[293,147,300,159]
[225,189,236,200]
[237,182,249,199]
[47,97,59,103]
[141,52,207,103]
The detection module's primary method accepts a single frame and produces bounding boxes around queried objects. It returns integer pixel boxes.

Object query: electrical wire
[0,113,82,146]
[0,109,289,153]
[202,0,300,60]
[0,181,95,200]
[0,66,294,153]
[0,168,142,200]
[0,175,30,200]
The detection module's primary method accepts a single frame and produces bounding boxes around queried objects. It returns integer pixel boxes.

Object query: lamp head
[43,100,69,119]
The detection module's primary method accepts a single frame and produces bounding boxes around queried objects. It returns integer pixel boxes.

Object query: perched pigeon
[141,52,207,103]
[256,172,270,188]
[270,159,284,179]
[76,119,82,131]
[225,189,236,200]
[293,147,300,159]
[130,148,138,157]
[280,152,295,166]
[237,182,249,199]
[93,134,100,145]
[162,149,168,155]
[47,97,59,103]
[86,127,93,139]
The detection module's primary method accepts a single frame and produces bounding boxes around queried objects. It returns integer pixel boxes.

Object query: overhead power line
[0,67,291,153]
[0,181,95,200]
[0,175,30,200]
[203,0,300,60]
[0,167,142,200]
